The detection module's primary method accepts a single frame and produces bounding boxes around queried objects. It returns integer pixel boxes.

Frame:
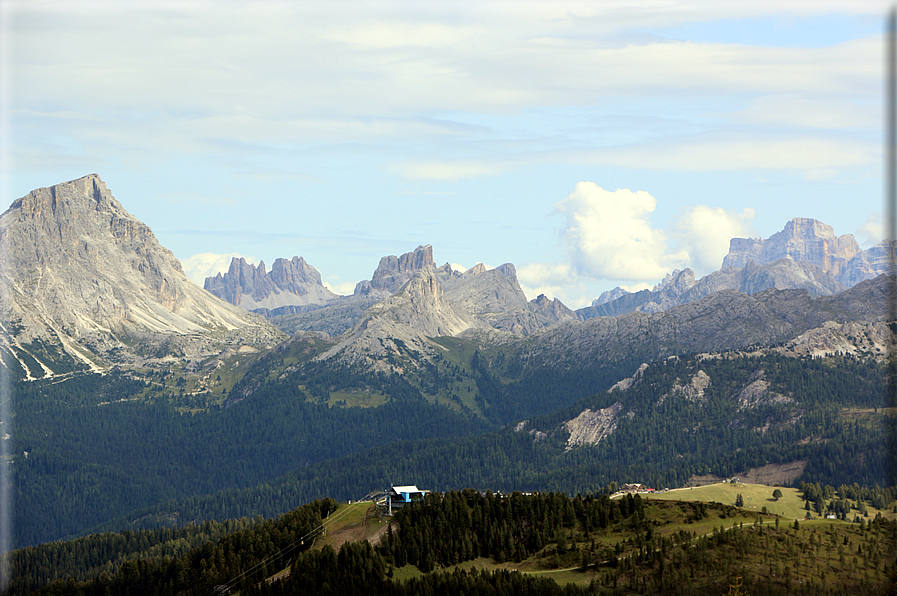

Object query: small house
[388,485,427,511]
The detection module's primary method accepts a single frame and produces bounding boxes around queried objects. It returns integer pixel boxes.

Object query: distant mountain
[269,246,576,341]
[550,275,892,371]
[722,217,861,276]
[204,255,337,316]
[319,267,482,371]
[0,174,283,377]
[8,174,895,555]
[444,263,576,334]
[362,243,436,295]
[581,218,892,319]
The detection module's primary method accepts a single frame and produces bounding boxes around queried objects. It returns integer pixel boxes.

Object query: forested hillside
[12,490,897,595]
[81,352,893,541]
[12,370,491,547]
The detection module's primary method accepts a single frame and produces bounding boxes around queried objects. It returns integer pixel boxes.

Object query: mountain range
[3,174,895,552]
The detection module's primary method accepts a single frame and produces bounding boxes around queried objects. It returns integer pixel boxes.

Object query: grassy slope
[292,484,897,590]
[648,482,897,522]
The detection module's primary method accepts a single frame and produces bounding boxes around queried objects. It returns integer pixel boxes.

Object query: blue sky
[1,1,888,307]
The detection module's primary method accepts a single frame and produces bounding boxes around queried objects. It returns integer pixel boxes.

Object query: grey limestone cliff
[204,255,337,313]
[581,218,873,319]
[528,274,894,373]
[360,244,436,295]
[0,174,283,376]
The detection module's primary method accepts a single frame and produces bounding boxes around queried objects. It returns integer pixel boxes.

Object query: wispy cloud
[389,160,508,181]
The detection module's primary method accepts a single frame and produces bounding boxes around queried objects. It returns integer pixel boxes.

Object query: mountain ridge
[0,174,283,377]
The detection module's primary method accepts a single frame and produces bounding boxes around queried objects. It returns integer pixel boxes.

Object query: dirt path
[326,505,390,551]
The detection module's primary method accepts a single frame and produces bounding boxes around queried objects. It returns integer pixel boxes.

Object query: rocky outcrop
[736,370,793,410]
[658,370,711,406]
[564,402,624,449]
[609,363,649,392]
[722,218,861,276]
[319,267,482,371]
[363,244,436,295]
[0,174,283,376]
[777,320,892,359]
[204,256,337,313]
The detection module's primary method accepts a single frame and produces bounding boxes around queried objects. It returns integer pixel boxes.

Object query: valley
[1,175,895,593]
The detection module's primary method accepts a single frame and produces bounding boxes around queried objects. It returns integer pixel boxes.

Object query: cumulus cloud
[181,252,253,286]
[672,205,756,272]
[519,183,761,306]
[856,213,884,247]
[554,182,687,281]
[517,262,592,307]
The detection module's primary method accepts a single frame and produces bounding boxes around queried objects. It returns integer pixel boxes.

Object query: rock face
[363,244,435,295]
[580,218,881,319]
[0,174,283,376]
[312,253,579,367]
[841,240,896,287]
[320,267,481,371]
[204,256,337,313]
[524,274,894,373]
[721,217,890,287]
[736,370,793,411]
[443,263,576,334]
[722,218,861,276]
[285,244,577,354]
[564,402,624,450]
[658,370,711,406]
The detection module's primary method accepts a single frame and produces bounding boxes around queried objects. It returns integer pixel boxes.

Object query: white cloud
[736,94,878,130]
[323,279,358,296]
[857,213,883,247]
[672,206,756,272]
[517,261,589,307]
[554,182,687,281]
[181,252,254,286]
[518,261,573,287]
[389,161,507,181]
[521,185,759,304]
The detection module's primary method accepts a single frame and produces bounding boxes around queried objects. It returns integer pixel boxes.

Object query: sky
[0,0,889,308]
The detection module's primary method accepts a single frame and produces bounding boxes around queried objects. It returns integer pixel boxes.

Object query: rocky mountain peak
[585,217,885,320]
[652,268,695,295]
[495,263,517,280]
[368,244,435,294]
[1,174,282,376]
[205,255,336,314]
[320,267,478,368]
[464,263,488,277]
[722,217,861,276]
